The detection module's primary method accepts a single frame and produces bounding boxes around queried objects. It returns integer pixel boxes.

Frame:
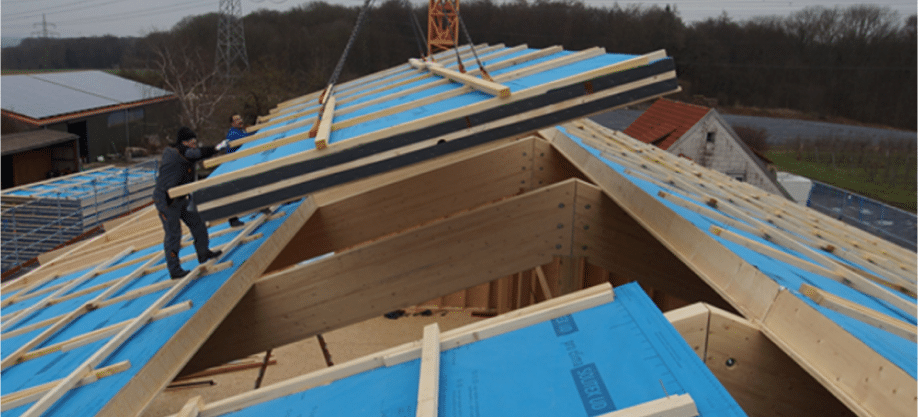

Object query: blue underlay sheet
[209,45,643,179]
[220,282,745,417]
[556,126,918,379]
[2,166,156,199]
[0,200,304,417]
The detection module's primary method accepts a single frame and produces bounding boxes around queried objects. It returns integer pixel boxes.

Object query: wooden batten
[92,199,319,417]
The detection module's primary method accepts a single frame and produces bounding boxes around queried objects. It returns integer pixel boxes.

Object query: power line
[216,0,250,79]
[31,14,59,38]
[4,0,133,19]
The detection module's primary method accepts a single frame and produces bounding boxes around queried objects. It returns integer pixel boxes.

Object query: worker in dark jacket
[153,127,230,279]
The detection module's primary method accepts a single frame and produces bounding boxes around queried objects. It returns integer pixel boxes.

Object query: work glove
[216,139,230,151]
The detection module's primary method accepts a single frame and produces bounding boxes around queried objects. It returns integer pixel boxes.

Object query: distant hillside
[1,1,914,131]
[1,38,23,48]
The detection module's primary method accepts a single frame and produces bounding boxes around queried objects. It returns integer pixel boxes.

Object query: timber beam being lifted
[169,51,678,222]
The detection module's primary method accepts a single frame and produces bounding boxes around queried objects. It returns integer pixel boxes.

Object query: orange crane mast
[427,0,460,56]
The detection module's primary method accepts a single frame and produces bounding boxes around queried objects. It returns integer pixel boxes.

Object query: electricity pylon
[215,0,249,79]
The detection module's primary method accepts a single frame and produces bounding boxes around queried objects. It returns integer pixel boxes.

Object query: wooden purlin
[184,130,729,373]
[543,124,917,417]
[183,179,581,374]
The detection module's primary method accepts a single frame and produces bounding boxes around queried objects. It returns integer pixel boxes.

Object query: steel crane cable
[406,1,428,59]
[457,12,492,81]
[325,0,376,92]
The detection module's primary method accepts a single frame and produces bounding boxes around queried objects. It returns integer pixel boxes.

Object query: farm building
[624,98,789,198]
[1,130,81,189]
[0,44,914,417]
[1,70,178,164]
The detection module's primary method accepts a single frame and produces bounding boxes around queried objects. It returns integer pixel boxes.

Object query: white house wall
[668,112,786,197]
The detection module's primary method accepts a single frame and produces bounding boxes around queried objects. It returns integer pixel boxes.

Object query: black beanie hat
[176,127,197,144]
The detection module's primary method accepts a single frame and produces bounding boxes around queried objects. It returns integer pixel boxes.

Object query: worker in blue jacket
[223,113,251,227]
[226,113,251,144]
[153,127,230,279]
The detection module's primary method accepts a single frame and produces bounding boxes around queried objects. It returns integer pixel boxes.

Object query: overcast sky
[2,0,916,40]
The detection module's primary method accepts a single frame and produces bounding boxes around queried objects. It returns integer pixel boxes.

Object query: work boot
[170,269,190,279]
[228,217,244,228]
[199,249,222,263]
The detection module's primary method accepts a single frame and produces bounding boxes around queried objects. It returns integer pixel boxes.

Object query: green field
[766,149,917,213]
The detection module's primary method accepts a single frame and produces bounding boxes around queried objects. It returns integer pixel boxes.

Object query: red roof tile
[623,99,711,150]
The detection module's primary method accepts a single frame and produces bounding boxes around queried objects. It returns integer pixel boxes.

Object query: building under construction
[0,43,914,417]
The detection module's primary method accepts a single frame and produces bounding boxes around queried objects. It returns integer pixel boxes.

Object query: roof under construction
[0,44,914,417]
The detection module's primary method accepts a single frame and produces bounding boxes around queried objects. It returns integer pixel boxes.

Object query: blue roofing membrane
[1,200,304,416]
[3,166,156,200]
[556,126,918,379]
[219,282,745,417]
[209,46,645,179]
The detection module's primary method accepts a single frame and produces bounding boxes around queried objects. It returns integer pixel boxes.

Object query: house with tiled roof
[624,98,789,198]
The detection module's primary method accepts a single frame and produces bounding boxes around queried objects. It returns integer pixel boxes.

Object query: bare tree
[147,35,230,140]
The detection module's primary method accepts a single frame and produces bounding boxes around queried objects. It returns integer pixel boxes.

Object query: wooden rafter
[543,123,916,417]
